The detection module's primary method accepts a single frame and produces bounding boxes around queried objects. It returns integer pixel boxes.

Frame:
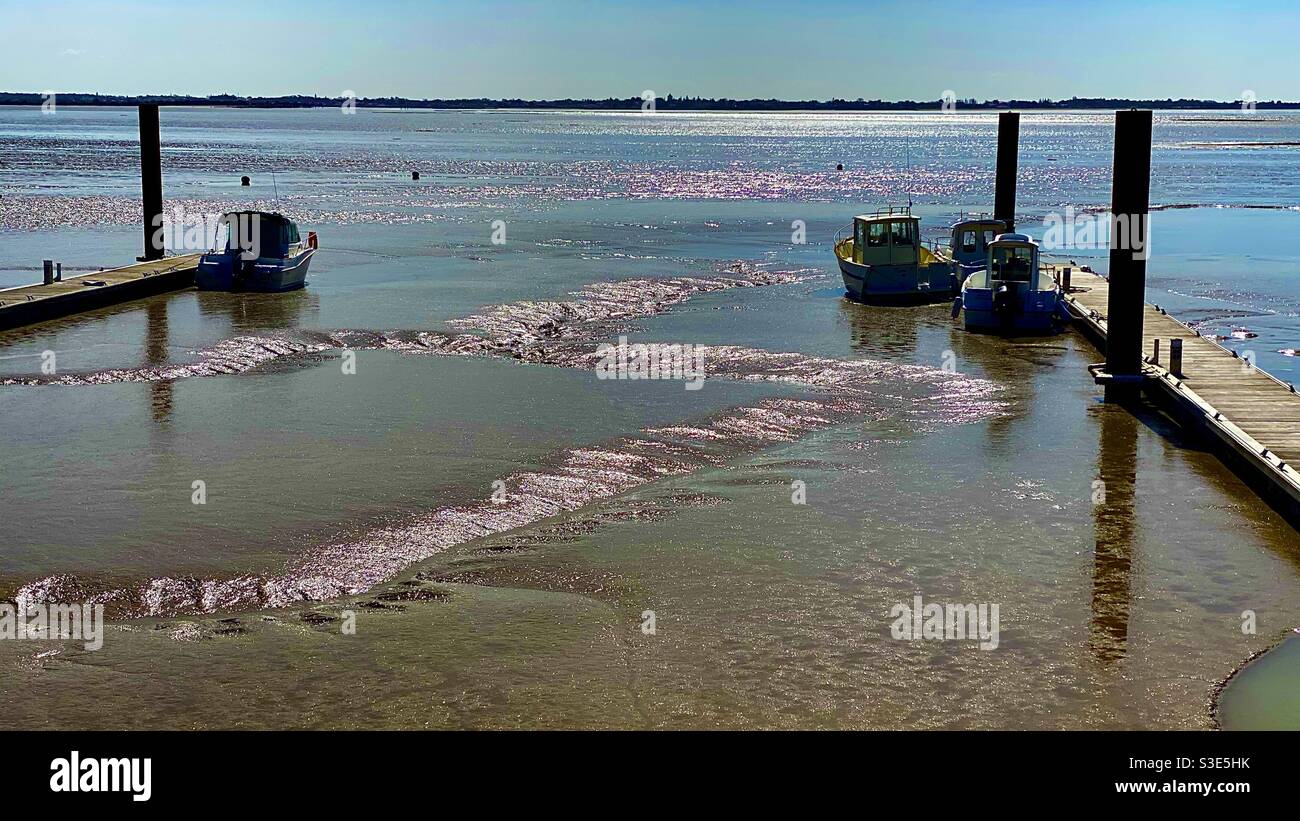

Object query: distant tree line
[2,92,1297,110]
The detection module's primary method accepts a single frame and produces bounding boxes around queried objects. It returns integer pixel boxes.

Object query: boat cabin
[949,218,1005,268]
[218,211,304,260]
[987,233,1040,284]
[847,211,920,267]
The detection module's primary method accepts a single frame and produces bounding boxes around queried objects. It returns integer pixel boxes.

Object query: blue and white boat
[834,208,956,304]
[197,211,316,292]
[952,233,1070,334]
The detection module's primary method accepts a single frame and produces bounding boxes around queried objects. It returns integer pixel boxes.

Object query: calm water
[0,107,1297,728]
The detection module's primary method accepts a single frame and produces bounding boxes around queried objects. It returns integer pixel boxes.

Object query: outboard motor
[231,255,252,291]
[993,282,1019,328]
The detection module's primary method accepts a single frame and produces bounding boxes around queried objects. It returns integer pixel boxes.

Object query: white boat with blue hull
[833,209,956,304]
[953,233,1070,334]
[197,211,317,292]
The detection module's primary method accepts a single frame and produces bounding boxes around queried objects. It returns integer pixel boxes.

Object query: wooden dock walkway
[1054,264,1300,524]
[0,254,201,332]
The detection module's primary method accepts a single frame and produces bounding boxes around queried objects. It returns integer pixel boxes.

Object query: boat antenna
[271,169,280,208]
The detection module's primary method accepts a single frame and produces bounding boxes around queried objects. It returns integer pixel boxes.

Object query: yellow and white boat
[833,208,956,304]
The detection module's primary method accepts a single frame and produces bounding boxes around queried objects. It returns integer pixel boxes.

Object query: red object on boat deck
[307,231,318,250]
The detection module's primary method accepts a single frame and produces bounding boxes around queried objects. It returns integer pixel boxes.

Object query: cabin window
[991,246,1034,282]
[890,221,914,249]
[960,230,977,253]
[981,230,996,247]
[867,222,888,248]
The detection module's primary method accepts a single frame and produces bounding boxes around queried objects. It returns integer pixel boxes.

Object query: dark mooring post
[138,104,163,261]
[994,111,1020,231]
[1103,109,1153,403]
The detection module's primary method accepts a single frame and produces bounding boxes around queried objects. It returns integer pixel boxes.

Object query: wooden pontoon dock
[0,255,201,332]
[1057,263,1300,526]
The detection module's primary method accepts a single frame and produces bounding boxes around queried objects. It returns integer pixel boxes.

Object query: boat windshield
[991,246,1034,282]
[889,220,914,248]
[866,221,888,248]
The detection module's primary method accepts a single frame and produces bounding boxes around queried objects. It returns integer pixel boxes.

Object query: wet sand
[2,264,1298,729]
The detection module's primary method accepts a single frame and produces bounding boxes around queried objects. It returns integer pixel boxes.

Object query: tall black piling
[138,104,164,261]
[994,111,1020,231]
[1103,110,1153,403]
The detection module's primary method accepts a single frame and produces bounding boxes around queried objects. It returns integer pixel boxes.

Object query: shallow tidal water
[1,108,1298,728]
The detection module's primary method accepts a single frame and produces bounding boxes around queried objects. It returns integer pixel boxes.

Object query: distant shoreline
[4,93,1300,111]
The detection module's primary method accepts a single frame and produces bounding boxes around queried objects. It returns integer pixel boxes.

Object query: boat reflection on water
[836,295,1071,454]
[837,286,1138,666]
[837,297,925,361]
[195,288,319,333]
[945,320,1069,457]
[141,290,317,428]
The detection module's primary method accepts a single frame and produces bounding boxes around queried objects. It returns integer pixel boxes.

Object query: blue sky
[2,0,1295,100]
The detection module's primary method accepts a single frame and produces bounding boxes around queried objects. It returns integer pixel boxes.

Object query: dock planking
[0,254,201,332]
[1055,263,1300,525]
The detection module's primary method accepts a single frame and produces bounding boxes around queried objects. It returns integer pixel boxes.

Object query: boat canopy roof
[221,210,297,227]
[852,205,915,223]
[854,213,919,224]
[952,217,1006,229]
[991,232,1037,246]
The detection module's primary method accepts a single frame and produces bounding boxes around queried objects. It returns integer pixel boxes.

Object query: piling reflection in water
[145,299,172,426]
[149,290,319,427]
[1090,404,1138,665]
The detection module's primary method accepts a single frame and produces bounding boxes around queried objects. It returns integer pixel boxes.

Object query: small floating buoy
[411,171,420,181]
[241,176,251,186]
